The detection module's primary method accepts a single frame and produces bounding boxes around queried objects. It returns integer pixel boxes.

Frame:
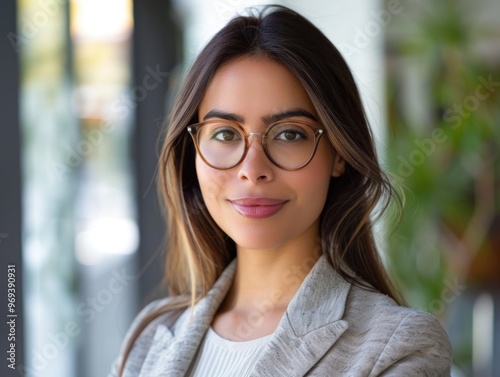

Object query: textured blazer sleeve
[370,310,452,376]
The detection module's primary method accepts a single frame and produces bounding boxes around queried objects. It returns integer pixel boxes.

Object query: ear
[331,153,345,177]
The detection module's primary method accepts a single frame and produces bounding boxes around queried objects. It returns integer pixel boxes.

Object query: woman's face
[195,57,343,252]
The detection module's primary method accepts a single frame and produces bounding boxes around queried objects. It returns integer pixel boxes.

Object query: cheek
[297,144,334,206]
[195,157,231,206]
[297,170,331,208]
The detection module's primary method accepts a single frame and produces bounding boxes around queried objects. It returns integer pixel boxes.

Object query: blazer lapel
[138,259,237,377]
[137,255,350,377]
[249,255,351,377]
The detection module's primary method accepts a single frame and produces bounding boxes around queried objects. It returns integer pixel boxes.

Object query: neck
[211,224,322,340]
[222,228,322,312]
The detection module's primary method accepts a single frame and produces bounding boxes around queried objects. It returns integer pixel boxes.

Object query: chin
[228,230,291,252]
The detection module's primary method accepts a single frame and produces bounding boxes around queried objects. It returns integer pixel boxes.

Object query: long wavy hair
[119,5,403,375]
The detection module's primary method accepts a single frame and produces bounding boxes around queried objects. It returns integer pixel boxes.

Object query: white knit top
[186,327,272,377]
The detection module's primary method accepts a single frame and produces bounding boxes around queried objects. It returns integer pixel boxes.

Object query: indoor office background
[0,0,498,376]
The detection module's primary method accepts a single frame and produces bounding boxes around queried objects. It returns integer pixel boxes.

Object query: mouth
[229,198,288,219]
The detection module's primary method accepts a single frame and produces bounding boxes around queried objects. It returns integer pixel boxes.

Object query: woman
[109,5,452,376]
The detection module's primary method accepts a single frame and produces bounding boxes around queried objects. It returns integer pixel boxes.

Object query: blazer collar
[138,260,237,377]
[139,255,351,377]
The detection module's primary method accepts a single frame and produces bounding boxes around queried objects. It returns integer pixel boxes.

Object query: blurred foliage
[385,0,500,368]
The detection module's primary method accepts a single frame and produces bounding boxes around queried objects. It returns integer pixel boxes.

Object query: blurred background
[0,0,498,376]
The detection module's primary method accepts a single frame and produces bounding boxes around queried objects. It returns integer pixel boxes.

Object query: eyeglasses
[187,119,325,170]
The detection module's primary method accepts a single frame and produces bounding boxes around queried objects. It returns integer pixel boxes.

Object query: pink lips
[229,198,287,219]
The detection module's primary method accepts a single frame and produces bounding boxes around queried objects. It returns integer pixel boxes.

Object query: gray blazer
[109,255,452,376]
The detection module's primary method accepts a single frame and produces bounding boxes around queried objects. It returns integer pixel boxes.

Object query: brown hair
[119,5,403,375]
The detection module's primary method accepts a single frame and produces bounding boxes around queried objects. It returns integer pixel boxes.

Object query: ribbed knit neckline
[186,326,273,377]
[205,327,273,351]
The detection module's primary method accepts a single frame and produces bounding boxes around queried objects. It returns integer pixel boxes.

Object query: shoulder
[129,297,179,327]
[123,295,187,343]
[339,285,452,375]
[108,296,189,377]
[345,283,448,338]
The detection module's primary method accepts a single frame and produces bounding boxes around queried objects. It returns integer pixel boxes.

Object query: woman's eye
[211,128,241,142]
[275,129,307,141]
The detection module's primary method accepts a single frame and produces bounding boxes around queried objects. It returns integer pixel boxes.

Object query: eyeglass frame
[186,118,326,171]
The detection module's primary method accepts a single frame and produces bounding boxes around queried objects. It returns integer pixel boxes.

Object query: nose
[237,136,274,183]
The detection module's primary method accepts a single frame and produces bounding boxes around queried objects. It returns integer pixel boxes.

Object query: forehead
[199,57,317,122]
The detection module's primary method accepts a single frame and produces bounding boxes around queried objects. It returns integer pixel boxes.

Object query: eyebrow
[203,110,244,122]
[202,108,318,124]
[264,109,318,123]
